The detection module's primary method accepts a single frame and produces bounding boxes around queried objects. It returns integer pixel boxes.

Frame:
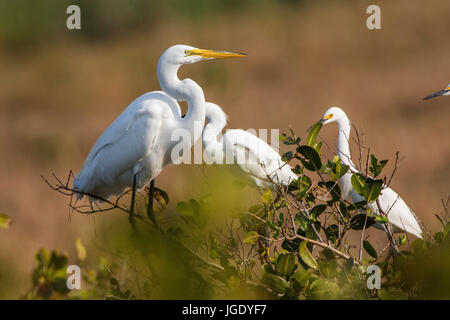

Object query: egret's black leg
[129,174,137,232]
[147,179,158,227]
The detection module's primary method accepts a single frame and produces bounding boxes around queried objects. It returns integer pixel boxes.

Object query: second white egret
[202,102,298,190]
[320,107,422,239]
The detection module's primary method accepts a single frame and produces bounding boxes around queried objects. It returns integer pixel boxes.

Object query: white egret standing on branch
[423,83,450,100]
[320,107,422,239]
[202,102,298,190]
[73,45,246,229]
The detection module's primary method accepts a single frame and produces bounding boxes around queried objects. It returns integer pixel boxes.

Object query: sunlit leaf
[261,272,289,294]
[276,252,296,277]
[364,179,383,202]
[243,231,259,245]
[299,241,318,270]
[307,122,323,147]
[351,173,366,196]
[75,237,87,261]
[375,215,389,224]
[261,189,273,205]
[0,213,12,229]
[291,267,312,287]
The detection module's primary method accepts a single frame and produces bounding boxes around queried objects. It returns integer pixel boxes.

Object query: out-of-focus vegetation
[0,0,310,50]
[22,123,450,299]
[0,0,449,299]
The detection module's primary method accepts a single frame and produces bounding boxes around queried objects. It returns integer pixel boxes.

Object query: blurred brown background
[0,0,449,298]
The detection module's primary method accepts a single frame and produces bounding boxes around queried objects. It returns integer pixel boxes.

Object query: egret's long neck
[202,104,226,147]
[336,118,353,167]
[202,117,226,149]
[157,60,206,139]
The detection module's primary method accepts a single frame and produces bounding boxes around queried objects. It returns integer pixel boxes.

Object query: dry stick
[299,200,324,242]
[286,234,355,263]
[358,214,369,264]
[42,173,234,277]
[376,198,400,255]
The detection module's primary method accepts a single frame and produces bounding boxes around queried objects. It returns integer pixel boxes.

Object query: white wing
[367,187,423,238]
[347,181,422,238]
[222,129,297,189]
[73,91,180,200]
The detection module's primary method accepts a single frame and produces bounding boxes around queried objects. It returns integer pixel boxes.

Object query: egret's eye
[323,113,333,120]
[184,50,190,55]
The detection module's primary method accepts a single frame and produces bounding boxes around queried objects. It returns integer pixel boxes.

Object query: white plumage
[73,45,246,201]
[202,102,298,190]
[321,106,423,239]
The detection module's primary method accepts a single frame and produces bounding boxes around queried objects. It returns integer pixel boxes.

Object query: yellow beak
[321,114,333,122]
[189,49,247,59]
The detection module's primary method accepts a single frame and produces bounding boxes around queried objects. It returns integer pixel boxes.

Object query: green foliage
[0,213,12,229]
[23,123,450,300]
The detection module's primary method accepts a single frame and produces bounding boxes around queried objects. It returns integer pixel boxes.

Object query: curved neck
[203,120,226,148]
[157,60,206,135]
[336,118,353,167]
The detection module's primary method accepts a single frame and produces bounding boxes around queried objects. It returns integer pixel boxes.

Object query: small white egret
[73,45,246,228]
[202,102,298,190]
[320,107,423,239]
[423,83,450,100]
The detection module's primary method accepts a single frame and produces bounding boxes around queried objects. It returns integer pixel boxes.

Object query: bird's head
[161,45,247,65]
[320,106,347,125]
[423,83,450,100]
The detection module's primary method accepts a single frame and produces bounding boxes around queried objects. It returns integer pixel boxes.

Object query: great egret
[73,45,246,228]
[320,107,423,239]
[423,83,450,100]
[202,102,298,190]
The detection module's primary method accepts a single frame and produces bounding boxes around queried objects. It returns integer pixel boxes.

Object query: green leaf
[299,241,318,270]
[261,189,273,205]
[295,214,311,232]
[363,240,378,259]
[297,175,312,197]
[330,157,350,181]
[75,237,87,261]
[281,151,293,162]
[279,134,301,145]
[310,204,327,220]
[176,201,194,216]
[261,273,289,294]
[364,179,383,202]
[0,213,12,229]
[351,173,366,196]
[276,253,296,277]
[375,215,389,224]
[297,145,322,171]
[369,154,388,177]
[378,288,408,300]
[307,122,323,147]
[243,231,259,245]
[291,267,312,287]
[444,222,450,239]
[350,214,377,230]
[325,225,339,244]
[398,235,407,246]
